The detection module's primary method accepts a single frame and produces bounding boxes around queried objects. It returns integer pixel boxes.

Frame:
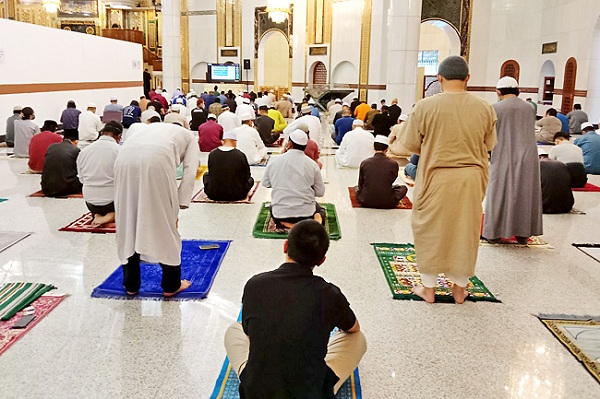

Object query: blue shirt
[574,131,600,174]
[557,113,569,133]
[310,105,320,118]
[334,116,355,145]
[122,105,141,128]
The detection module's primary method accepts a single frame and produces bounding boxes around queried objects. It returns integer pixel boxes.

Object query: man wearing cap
[41,129,82,197]
[333,108,355,145]
[236,97,255,121]
[482,76,543,246]
[282,127,322,169]
[335,120,374,168]
[77,121,123,226]
[218,104,241,133]
[104,97,124,113]
[199,114,224,153]
[164,105,190,129]
[255,105,278,145]
[13,107,40,157]
[328,98,343,125]
[60,100,81,131]
[356,135,408,209]
[566,104,589,134]
[28,120,63,173]
[234,114,267,164]
[263,129,326,229]
[1,106,22,148]
[203,131,255,201]
[78,104,103,148]
[388,114,412,157]
[268,89,276,106]
[283,107,322,144]
[308,98,320,118]
[402,55,497,304]
[574,122,600,174]
[141,105,161,124]
[388,98,402,124]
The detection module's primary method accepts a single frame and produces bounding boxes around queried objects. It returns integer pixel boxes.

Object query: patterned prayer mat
[0,232,31,253]
[0,282,57,321]
[0,294,64,356]
[192,181,260,204]
[210,357,362,399]
[91,240,230,301]
[572,182,600,192]
[537,314,600,383]
[347,187,412,209]
[572,243,600,263]
[28,190,83,199]
[0,198,7,203]
[400,174,415,187]
[59,213,116,234]
[250,156,270,167]
[479,236,554,249]
[371,243,501,303]
[196,165,208,181]
[252,203,341,240]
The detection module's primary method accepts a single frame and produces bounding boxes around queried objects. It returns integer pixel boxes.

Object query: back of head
[287,220,330,267]
[547,108,558,117]
[41,120,58,132]
[553,131,570,142]
[21,107,34,120]
[67,100,76,108]
[63,129,79,141]
[574,104,582,110]
[371,103,377,110]
[148,116,161,124]
[130,100,139,107]
[438,55,469,81]
[102,121,124,138]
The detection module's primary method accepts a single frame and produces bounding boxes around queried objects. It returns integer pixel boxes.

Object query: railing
[102,28,144,45]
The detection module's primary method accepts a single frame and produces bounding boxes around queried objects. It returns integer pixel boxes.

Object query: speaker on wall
[243,59,251,70]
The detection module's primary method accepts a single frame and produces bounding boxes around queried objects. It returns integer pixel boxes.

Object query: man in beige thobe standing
[402,56,497,304]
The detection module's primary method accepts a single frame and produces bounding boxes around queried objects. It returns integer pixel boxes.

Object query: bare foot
[412,285,435,303]
[163,280,192,297]
[280,221,295,229]
[126,291,138,296]
[452,284,469,304]
[92,212,115,227]
[314,213,323,224]
[91,215,100,227]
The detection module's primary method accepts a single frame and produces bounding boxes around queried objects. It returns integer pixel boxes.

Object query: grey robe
[114,123,199,266]
[483,97,543,239]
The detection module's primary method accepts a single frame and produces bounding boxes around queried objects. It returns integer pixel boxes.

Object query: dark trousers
[122,253,181,294]
[85,201,115,216]
[271,203,326,227]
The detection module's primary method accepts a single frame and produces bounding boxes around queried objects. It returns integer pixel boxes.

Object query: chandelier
[266,0,290,24]
[42,0,60,13]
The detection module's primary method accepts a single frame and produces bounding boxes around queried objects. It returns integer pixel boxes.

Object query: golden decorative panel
[216,0,241,50]
[216,0,226,49]
[359,0,372,99]
[323,0,332,44]
[306,0,316,44]
[181,0,190,92]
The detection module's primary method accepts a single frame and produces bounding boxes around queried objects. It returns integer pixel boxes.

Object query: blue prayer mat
[91,240,231,300]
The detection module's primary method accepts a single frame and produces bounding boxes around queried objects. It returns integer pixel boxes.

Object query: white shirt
[335,127,375,168]
[218,110,242,132]
[283,115,322,145]
[77,135,121,206]
[78,110,103,144]
[235,103,256,120]
[255,97,269,108]
[234,124,267,164]
[164,112,189,129]
[141,108,160,123]
[328,104,343,124]
[549,142,584,164]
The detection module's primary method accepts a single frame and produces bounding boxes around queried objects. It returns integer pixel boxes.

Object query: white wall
[189,0,218,93]
[0,19,143,131]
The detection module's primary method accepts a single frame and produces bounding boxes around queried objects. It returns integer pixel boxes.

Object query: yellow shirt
[354,103,371,121]
[268,109,288,133]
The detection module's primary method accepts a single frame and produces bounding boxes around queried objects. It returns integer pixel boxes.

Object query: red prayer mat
[192,181,260,204]
[28,190,83,199]
[59,213,116,233]
[347,187,412,209]
[0,295,65,356]
[572,182,600,192]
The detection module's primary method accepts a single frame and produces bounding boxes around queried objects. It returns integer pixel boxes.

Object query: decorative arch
[539,60,556,105]
[331,61,358,86]
[500,60,520,82]
[257,29,289,89]
[310,61,327,85]
[561,57,577,114]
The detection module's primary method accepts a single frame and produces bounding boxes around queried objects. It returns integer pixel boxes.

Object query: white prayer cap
[223,131,237,140]
[270,89,275,93]
[352,119,364,127]
[399,114,409,122]
[240,112,254,121]
[334,98,342,103]
[110,96,118,101]
[175,97,184,104]
[87,103,97,108]
[282,94,288,98]
[171,104,181,112]
[156,86,162,91]
[374,135,390,146]
[342,102,350,107]
[289,129,308,146]
[537,147,548,156]
[207,113,217,120]
[496,76,519,89]
[13,105,23,112]
[581,122,594,130]
[242,97,251,104]
[239,91,245,96]
[308,98,315,105]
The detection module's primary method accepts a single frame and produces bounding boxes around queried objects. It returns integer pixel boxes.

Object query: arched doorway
[500,60,520,82]
[539,60,556,106]
[257,29,289,91]
[310,62,327,86]
[332,61,358,101]
[561,57,577,114]
[587,16,600,124]
[191,62,208,93]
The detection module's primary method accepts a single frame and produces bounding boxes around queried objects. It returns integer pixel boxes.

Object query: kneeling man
[41,129,82,197]
[225,220,366,398]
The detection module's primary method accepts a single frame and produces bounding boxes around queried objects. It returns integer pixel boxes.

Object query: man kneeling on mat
[225,220,366,398]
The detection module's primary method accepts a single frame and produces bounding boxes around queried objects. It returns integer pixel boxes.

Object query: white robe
[234,125,267,164]
[114,123,199,266]
[335,127,375,168]
[283,115,322,145]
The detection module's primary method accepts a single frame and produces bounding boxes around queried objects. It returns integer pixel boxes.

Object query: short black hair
[67,100,76,108]
[41,120,58,132]
[553,131,570,141]
[287,220,330,266]
[102,121,123,136]
[574,104,581,110]
[498,87,520,96]
[63,129,79,140]
[547,108,558,117]
[374,142,388,151]
[371,103,377,109]
[130,100,139,106]
[148,116,161,123]
[291,141,307,152]
[21,107,34,120]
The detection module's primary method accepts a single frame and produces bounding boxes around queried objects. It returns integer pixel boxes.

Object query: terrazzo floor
[0,139,599,398]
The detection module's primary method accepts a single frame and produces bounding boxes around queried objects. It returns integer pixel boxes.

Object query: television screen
[208,63,241,82]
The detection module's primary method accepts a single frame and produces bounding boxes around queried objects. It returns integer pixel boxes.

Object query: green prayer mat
[252,202,341,240]
[371,243,501,303]
[0,282,57,321]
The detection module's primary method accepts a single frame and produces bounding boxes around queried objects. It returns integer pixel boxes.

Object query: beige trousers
[224,322,367,393]
[421,272,470,288]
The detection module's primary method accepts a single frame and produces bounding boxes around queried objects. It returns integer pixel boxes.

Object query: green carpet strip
[252,202,341,240]
[0,282,56,320]
[371,243,501,303]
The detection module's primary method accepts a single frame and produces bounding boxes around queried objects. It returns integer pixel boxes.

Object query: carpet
[0,232,31,253]
[210,357,362,399]
[59,213,116,234]
[572,243,600,263]
[537,314,600,383]
[28,190,83,199]
[252,203,341,240]
[91,240,230,301]
[0,282,57,321]
[250,156,270,167]
[347,187,412,209]
[479,236,554,249]
[196,165,208,181]
[572,182,600,192]
[0,294,65,356]
[192,181,260,204]
[371,243,501,303]
[0,199,6,203]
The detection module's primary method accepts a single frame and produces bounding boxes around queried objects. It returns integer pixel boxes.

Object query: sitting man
[335,119,375,168]
[282,127,322,169]
[13,107,40,157]
[388,114,412,157]
[263,129,326,229]
[404,154,420,180]
[255,105,279,145]
[41,129,83,197]
[284,105,322,144]
[224,220,366,398]
[268,104,288,133]
[540,158,574,214]
[574,122,600,175]
[164,104,190,129]
[199,113,223,153]
[234,113,267,164]
[1,105,22,148]
[549,131,587,188]
[332,108,355,145]
[28,120,62,173]
[77,121,123,226]
[356,135,408,209]
[203,131,254,201]
[535,108,562,143]
[122,100,142,128]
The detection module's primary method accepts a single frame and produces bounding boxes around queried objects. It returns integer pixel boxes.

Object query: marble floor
[0,143,599,399]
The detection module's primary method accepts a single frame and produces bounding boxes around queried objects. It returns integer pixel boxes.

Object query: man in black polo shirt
[41,129,83,197]
[225,220,366,398]
[255,105,279,145]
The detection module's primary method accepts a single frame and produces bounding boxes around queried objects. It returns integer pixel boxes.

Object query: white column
[162,0,182,92]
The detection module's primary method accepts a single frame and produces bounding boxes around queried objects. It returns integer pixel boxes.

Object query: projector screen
[208,63,241,82]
